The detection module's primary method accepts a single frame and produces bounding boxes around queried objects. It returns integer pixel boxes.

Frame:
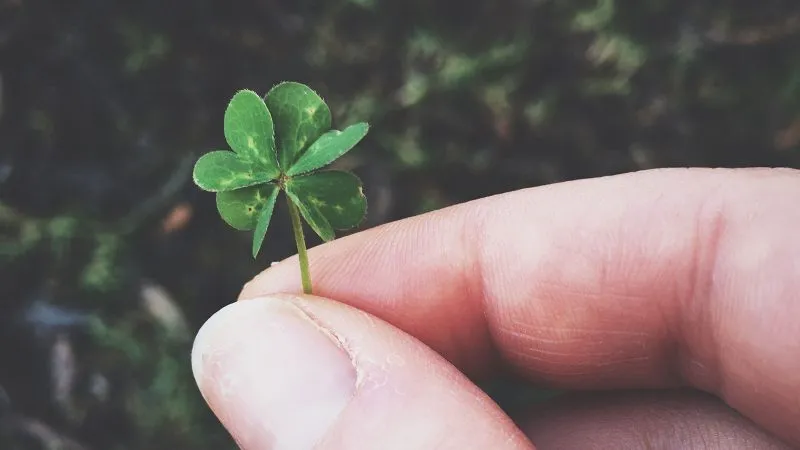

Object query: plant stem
[287,196,312,294]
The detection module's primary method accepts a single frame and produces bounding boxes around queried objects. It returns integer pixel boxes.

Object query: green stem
[287,196,312,294]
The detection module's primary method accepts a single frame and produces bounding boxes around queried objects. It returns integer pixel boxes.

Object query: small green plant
[192,82,369,294]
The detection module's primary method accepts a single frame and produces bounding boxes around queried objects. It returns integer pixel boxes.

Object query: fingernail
[191,296,356,449]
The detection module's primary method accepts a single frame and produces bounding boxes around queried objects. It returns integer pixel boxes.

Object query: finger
[191,295,534,450]
[520,390,793,449]
[241,167,800,445]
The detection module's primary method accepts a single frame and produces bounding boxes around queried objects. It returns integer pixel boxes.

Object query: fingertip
[199,293,532,449]
[191,296,357,449]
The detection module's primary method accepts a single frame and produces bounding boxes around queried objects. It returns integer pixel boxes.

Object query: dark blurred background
[1,0,799,448]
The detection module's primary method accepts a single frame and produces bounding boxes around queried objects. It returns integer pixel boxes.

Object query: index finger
[241,167,800,446]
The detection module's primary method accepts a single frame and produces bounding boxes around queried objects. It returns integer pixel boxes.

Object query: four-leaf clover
[192,82,369,272]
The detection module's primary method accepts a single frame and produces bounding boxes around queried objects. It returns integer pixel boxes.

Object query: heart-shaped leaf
[216,183,279,231]
[285,170,366,233]
[265,82,331,170]
[223,90,280,177]
[285,193,334,242]
[193,151,277,192]
[286,122,370,176]
[251,187,281,258]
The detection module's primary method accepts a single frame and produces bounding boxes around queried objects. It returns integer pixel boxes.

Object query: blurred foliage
[0,0,798,447]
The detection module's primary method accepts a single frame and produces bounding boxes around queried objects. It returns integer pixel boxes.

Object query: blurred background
[1,0,799,448]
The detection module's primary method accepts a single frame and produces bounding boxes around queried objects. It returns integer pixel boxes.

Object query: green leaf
[251,187,281,258]
[215,183,279,231]
[223,90,280,177]
[284,191,334,242]
[287,122,370,176]
[265,82,331,170]
[193,151,277,192]
[285,170,366,233]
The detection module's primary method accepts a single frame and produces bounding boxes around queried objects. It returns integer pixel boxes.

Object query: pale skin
[191,167,799,449]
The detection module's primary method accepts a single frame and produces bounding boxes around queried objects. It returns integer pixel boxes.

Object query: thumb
[191,294,533,450]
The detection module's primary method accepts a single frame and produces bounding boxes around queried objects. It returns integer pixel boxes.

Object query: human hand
[191,168,799,449]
